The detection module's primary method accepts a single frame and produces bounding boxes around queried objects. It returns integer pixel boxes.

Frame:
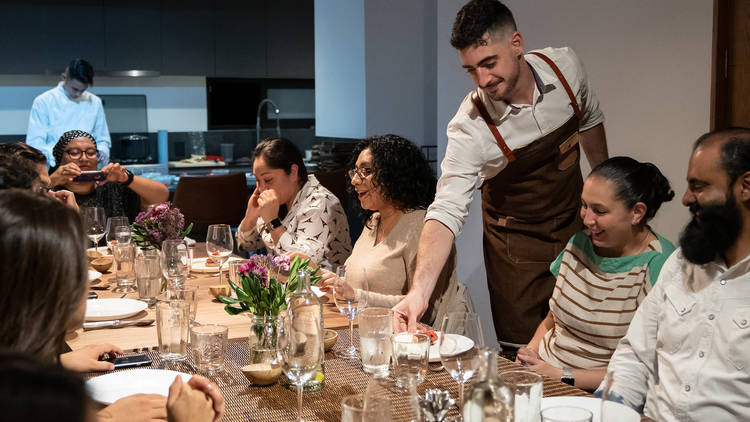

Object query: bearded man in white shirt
[393,0,608,351]
[605,127,750,421]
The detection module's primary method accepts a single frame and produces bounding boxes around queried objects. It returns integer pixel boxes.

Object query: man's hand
[185,375,225,421]
[392,290,429,333]
[59,343,123,372]
[49,162,81,186]
[48,189,79,211]
[102,163,129,184]
[166,376,216,422]
[257,189,280,225]
[98,394,168,422]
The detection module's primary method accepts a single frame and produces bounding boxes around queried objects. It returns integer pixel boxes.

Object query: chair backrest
[172,173,250,236]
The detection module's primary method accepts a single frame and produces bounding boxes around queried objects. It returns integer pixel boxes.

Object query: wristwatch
[263,217,282,233]
[122,169,134,187]
[561,367,575,386]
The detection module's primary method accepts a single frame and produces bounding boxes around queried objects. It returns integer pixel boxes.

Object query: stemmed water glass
[161,239,190,288]
[83,207,106,253]
[333,265,368,359]
[439,312,484,417]
[105,216,129,249]
[206,224,233,283]
[279,311,323,422]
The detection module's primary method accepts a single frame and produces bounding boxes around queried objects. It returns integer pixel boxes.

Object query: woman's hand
[59,343,123,372]
[49,162,81,186]
[166,376,217,422]
[98,394,168,422]
[239,189,263,232]
[319,269,355,299]
[102,162,129,184]
[257,189,280,225]
[516,346,562,380]
[185,375,225,421]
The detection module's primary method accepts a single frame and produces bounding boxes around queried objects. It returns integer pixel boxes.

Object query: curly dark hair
[347,134,436,225]
[450,0,517,50]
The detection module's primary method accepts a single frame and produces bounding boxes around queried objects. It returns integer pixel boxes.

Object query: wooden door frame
[711,0,728,130]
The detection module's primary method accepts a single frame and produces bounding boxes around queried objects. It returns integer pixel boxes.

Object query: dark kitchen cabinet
[265,0,315,78]
[0,1,105,75]
[161,0,215,76]
[103,0,161,72]
[214,0,266,78]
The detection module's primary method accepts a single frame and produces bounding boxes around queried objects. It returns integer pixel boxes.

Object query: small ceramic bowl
[90,256,113,273]
[86,251,103,262]
[323,328,338,351]
[208,285,231,300]
[241,362,282,386]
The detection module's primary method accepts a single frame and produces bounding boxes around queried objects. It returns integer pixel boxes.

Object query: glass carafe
[283,269,325,392]
[462,348,514,422]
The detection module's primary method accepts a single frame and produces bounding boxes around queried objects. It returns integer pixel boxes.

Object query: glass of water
[341,394,392,422]
[439,312,484,414]
[156,300,190,362]
[358,307,393,378]
[333,265,368,359]
[499,370,543,422]
[190,324,228,375]
[166,284,198,323]
[112,243,136,293]
[135,254,161,306]
[392,332,430,388]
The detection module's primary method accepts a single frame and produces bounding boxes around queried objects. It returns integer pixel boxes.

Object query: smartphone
[104,354,153,369]
[73,171,106,182]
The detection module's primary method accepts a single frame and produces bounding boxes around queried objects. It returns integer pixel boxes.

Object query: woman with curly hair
[320,134,473,326]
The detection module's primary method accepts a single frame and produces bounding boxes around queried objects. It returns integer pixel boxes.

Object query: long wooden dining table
[76,245,653,421]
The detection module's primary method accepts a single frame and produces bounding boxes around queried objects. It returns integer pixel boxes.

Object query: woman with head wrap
[50,130,169,220]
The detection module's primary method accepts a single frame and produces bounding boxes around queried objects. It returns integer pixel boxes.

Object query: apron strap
[528,51,583,121]
[471,91,516,163]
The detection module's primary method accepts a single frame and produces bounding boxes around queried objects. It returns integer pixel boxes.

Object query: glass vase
[245,314,283,386]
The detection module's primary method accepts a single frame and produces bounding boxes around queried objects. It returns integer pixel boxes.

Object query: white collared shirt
[26,82,111,167]
[425,47,604,236]
[236,175,352,270]
[606,249,750,421]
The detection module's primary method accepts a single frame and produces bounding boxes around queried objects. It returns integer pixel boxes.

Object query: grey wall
[436,0,713,346]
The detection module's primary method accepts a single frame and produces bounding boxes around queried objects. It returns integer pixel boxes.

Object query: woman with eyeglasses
[319,134,473,326]
[236,137,352,269]
[50,130,169,221]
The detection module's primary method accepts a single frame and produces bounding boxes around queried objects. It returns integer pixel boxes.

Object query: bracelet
[122,169,134,187]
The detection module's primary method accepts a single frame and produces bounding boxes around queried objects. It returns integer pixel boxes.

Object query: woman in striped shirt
[517,156,676,391]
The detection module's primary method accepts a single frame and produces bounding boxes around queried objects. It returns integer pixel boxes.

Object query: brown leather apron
[474,52,584,346]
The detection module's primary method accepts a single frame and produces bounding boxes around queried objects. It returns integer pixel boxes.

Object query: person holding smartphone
[50,130,169,221]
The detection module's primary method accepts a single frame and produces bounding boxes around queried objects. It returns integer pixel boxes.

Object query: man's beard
[679,191,742,265]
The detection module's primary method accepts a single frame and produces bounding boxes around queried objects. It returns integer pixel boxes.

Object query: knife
[83,319,155,331]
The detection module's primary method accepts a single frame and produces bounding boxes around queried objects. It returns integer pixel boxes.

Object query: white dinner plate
[190,257,243,273]
[391,332,472,363]
[87,246,113,257]
[85,298,148,322]
[541,396,640,422]
[88,269,102,281]
[86,369,192,404]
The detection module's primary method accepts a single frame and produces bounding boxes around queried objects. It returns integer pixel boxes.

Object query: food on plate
[205,257,218,267]
[417,328,438,344]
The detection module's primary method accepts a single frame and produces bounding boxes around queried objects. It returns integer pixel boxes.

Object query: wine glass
[206,224,233,284]
[280,311,324,422]
[105,216,129,249]
[161,239,190,288]
[333,265,368,359]
[83,207,106,253]
[439,312,484,416]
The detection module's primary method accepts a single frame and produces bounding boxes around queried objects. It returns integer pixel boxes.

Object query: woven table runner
[88,328,600,421]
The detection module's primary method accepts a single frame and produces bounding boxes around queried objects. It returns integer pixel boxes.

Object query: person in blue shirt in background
[26,58,111,168]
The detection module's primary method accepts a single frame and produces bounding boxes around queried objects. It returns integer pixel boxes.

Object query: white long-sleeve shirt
[26,82,111,167]
[425,47,604,236]
[606,249,750,421]
[236,175,351,270]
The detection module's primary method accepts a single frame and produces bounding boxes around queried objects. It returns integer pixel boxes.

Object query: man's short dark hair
[450,0,517,50]
[694,127,750,186]
[0,155,37,191]
[66,59,94,85]
[0,142,46,165]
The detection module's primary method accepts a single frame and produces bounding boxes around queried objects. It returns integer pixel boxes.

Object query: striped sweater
[538,230,675,369]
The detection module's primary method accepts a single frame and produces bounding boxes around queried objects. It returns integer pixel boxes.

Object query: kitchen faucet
[256,99,281,145]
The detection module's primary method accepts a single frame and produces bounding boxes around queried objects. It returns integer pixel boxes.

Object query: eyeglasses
[37,186,51,194]
[347,167,374,181]
[64,148,98,159]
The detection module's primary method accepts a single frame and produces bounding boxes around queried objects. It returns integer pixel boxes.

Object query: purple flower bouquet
[131,202,193,250]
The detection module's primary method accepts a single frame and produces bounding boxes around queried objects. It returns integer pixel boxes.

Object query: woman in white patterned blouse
[236,138,352,269]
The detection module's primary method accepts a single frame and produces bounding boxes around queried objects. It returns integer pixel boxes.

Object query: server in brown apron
[474,52,586,347]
